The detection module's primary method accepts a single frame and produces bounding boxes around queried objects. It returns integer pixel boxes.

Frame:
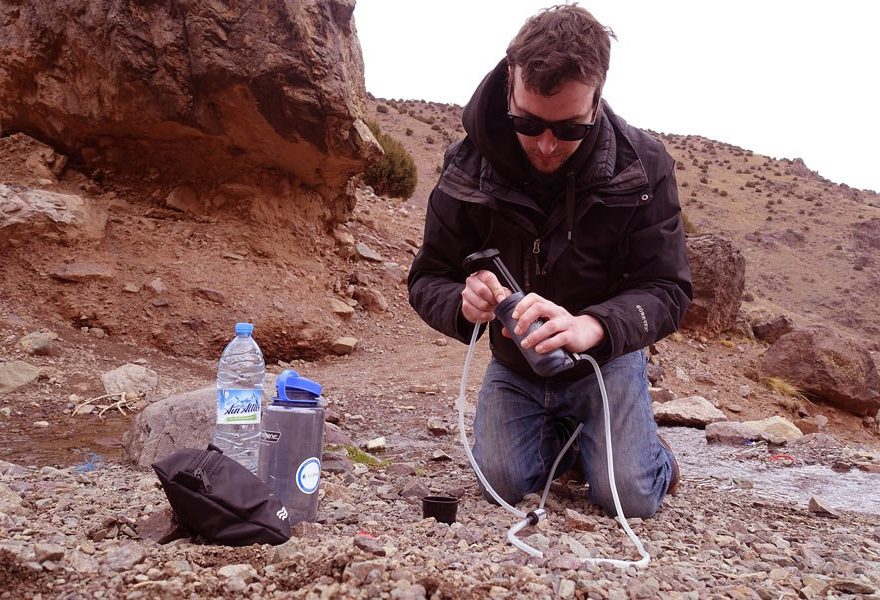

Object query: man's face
[508,66,599,175]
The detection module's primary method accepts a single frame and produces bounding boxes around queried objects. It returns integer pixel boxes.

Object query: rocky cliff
[0,0,380,223]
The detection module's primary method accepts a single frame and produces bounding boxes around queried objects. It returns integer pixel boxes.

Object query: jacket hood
[461,59,610,198]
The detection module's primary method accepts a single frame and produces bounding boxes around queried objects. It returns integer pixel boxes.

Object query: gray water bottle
[257,370,325,524]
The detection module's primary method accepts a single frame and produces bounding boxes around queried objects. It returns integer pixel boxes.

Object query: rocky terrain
[2,1,880,598]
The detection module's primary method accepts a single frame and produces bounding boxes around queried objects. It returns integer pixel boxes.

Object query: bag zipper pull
[193,467,213,493]
[533,238,542,275]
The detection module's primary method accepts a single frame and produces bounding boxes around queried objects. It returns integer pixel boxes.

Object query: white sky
[354,1,880,193]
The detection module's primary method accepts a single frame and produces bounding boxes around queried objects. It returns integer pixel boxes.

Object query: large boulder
[122,386,215,468]
[0,0,381,224]
[681,234,745,334]
[0,183,107,248]
[760,327,880,416]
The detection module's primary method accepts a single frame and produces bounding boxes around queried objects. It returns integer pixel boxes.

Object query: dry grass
[763,376,807,401]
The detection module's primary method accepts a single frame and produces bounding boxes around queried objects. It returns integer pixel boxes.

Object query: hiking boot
[658,435,680,496]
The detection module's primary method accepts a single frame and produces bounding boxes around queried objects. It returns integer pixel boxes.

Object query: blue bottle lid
[235,322,254,336]
[275,369,323,405]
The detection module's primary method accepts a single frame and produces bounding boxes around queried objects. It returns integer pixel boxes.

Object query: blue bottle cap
[235,322,254,336]
[275,369,323,404]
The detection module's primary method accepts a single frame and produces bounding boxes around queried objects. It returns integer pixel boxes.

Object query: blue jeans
[471,350,675,518]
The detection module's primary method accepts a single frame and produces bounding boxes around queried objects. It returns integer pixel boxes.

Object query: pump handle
[462,248,523,295]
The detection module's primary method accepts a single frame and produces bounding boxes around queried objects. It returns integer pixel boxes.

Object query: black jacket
[408,61,692,379]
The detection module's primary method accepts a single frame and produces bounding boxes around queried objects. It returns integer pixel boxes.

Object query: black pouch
[152,444,291,546]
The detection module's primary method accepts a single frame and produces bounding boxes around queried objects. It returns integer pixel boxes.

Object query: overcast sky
[353,1,880,193]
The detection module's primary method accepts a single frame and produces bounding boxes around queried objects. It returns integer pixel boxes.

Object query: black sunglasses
[506,94,601,142]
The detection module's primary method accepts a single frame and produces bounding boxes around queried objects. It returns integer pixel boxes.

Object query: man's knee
[588,476,663,518]
[472,447,535,506]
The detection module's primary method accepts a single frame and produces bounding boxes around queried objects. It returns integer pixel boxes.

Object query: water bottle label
[296,457,321,494]
[216,389,262,425]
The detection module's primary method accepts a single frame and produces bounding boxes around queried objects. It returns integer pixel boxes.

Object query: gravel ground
[2,444,879,599]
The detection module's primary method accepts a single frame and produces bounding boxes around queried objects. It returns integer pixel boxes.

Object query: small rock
[433,338,448,347]
[399,479,430,499]
[0,483,24,514]
[563,508,596,532]
[291,521,320,539]
[103,542,147,571]
[0,360,40,393]
[738,385,752,398]
[430,449,452,461]
[50,262,115,282]
[364,437,386,452]
[147,278,167,294]
[18,332,54,356]
[386,462,417,477]
[122,283,141,293]
[705,421,763,445]
[653,396,727,427]
[427,418,449,436]
[34,543,65,563]
[808,496,840,518]
[195,287,226,304]
[101,363,158,397]
[558,579,576,598]
[330,298,355,316]
[355,243,383,262]
[354,533,386,556]
[740,415,803,444]
[648,387,673,403]
[218,563,258,581]
[33,421,49,428]
[331,337,358,355]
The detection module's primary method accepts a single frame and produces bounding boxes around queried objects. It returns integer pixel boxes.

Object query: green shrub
[364,121,417,200]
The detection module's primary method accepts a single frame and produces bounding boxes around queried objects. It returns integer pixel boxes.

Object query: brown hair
[506,4,616,95]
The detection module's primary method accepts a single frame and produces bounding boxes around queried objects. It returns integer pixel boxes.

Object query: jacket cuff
[579,307,615,363]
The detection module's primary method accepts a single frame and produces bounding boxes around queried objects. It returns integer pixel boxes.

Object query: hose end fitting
[526,508,547,526]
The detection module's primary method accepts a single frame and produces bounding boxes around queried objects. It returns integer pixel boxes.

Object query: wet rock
[653,396,727,427]
[0,360,40,393]
[740,416,803,444]
[705,421,763,445]
[760,326,880,415]
[18,332,54,356]
[50,261,116,282]
[101,363,158,398]
[331,337,358,355]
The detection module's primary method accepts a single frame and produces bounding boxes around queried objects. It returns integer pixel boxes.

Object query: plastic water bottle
[214,322,264,473]
[258,369,326,524]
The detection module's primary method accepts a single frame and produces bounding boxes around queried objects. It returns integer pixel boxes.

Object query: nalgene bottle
[258,369,326,524]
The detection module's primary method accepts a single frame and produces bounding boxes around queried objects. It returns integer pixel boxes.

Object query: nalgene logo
[276,506,288,521]
[261,430,281,443]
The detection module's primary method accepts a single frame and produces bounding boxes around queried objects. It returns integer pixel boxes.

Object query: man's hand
[509,293,605,354]
[461,270,510,324]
